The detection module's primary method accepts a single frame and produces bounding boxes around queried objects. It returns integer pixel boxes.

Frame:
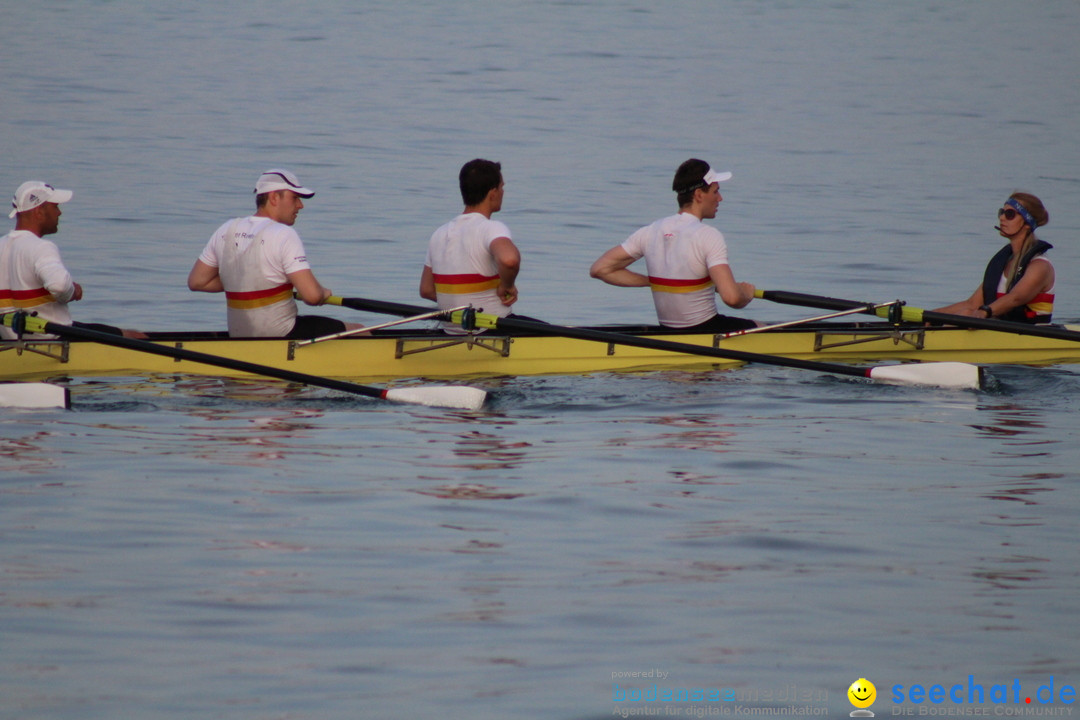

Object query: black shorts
[672,314,757,333]
[285,315,348,340]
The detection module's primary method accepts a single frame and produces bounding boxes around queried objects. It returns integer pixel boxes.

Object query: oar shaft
[756,290,894,315]
[757,289,1080,343]
[295,305,469,346]
[333,296,437,318]
[720,303,895,338]
[330,296,870,379]
[329,296,983,389]
[919,309,1080,340]
[485,315,875,379]
[5,314,385,401]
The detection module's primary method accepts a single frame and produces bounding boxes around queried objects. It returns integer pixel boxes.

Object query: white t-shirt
[0,229,76,339]
[621,213,729,328]
[425,212,513,332]
[198,216,311,337]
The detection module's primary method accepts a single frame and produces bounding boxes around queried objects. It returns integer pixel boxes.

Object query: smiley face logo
[848,678,876,709]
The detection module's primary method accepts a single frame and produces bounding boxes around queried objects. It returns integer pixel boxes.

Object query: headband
[1005,198,1038,233]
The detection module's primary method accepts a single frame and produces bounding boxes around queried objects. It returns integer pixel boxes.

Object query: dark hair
[255,192,270,209]
[672,158,710,207]
[459,159,502,206]
[1009,192,1048,229]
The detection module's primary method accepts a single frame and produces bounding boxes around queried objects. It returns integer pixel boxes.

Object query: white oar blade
[868,362,983,390]
[383,385,488,410]
[0,382,71,409]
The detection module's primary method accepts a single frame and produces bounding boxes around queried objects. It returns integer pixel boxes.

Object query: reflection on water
[602,413,739,453]
[972,554,1050,592]
[970,403,1049,439]
[0,431,64,475]
[982,476,1061,507]
[414,484,528,501]
[449,431,533,470]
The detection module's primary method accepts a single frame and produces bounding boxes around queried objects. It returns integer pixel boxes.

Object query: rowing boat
[3,321,1079,382]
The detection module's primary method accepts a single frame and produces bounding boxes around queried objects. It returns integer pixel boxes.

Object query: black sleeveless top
[980,240,1053,324]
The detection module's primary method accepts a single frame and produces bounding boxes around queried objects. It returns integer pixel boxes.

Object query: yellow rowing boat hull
[2,324,1079,382]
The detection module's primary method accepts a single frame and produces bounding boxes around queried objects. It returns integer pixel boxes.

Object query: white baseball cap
[9,181,73,218]
[254,169,315,198]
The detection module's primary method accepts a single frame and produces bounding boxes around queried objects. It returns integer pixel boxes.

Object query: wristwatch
[979,305,993,318]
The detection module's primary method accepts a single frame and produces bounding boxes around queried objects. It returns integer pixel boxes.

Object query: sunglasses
[997,207,1018,220]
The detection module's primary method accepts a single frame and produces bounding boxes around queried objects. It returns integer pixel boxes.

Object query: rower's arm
[709,263,754,309]
[589,246,649,287]
[419,265,437,302]
[288,269,331,306]
[490,237,520,306]
[932,287,982,317]
[35,241,79,303]
[187,260,224,293]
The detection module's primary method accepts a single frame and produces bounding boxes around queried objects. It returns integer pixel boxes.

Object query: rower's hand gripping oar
[326,296,984,390]
[0,312,487,410]
[755,289,1080,343]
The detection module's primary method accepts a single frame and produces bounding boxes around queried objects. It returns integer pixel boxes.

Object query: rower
[187,169,364,339]
[933,192,1054,323]
[0,181,144,340]
[589,158,759,333]
[420,159,523,334]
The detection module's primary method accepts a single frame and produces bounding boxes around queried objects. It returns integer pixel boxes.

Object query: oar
[325,296,984,390]
[755,289,1080,342]
[0,382,70,409]
[0,312,487,410]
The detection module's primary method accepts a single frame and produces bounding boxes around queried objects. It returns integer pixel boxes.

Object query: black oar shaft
[339,296,443,319]
[334,296,871,379]
[759,290,1080,343]
[758,290,876,313]
[502,316,874,378]
[28,319,390,400]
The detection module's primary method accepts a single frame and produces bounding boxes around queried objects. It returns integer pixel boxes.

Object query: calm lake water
[3,2,1080,719]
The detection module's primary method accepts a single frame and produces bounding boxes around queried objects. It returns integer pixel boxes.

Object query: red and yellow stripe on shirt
[433,272,500,294]
[998,291,1054,317]
[648,276,712,294]
[0,287,55,308]
[225,283,293,310]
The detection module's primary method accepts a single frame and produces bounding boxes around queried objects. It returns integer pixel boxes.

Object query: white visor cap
[704,169,732,185]
[254,169,315,198]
